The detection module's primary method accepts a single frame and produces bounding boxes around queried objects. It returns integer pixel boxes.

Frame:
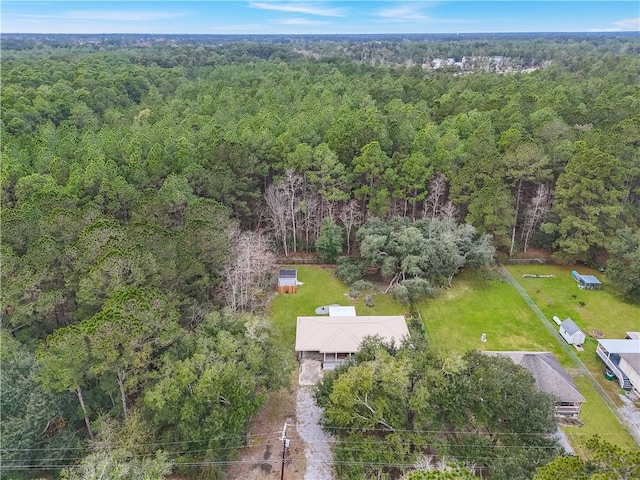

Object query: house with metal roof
[596,335,640,391]
[295,315,409,369]
[483,351,586,417]
[559,318,586,347]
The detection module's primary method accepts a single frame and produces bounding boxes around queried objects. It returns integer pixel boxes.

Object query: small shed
[278,268,297,294]
[559,318,586,347]
[571,271,602,290]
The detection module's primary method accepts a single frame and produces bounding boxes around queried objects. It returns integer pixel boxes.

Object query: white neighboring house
[295,315,409,370]
[596,334,640,392]
[559,318,586,347]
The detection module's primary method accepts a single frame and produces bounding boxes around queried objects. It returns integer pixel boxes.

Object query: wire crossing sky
[3,1,640,35]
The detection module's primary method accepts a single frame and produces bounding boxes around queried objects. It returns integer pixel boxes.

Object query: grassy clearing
[562,377,638,454]
[417,267,638,451]
[505,264,640,403]
[416,269,573,366]
[505,264,639,338]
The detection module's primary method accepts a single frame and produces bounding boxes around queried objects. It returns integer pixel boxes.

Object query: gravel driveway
[619,390,640,444]
[296,386,334,480]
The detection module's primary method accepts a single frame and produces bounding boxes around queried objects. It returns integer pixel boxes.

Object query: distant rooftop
[482,351,585,404]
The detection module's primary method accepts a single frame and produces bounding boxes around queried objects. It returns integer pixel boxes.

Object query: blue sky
[3,1,639,35]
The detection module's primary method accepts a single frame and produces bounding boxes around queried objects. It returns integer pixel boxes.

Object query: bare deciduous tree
[423,174,447,219]
[521,183,551,253]
[440,201,459,221]
[339,199,363,254]
[223,229,276,313]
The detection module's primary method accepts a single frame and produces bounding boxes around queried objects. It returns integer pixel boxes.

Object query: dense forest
[1,33,639,479]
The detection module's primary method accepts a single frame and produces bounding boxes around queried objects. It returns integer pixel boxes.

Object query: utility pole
[280,422,289,480]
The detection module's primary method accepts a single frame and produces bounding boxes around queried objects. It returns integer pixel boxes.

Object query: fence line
[502,258,547,265]
[498,264,640,445]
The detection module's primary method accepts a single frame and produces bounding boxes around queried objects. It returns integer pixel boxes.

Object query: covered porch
[596,340,635,390]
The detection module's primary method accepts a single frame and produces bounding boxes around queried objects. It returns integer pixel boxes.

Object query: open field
[505,264,640,402]
[505,264,639,338]
[416,269,574,366]
[417,267,638,450]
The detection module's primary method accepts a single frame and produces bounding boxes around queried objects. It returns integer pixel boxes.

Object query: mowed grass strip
[268,266,407,351]
[562,376,638,454]
[417,269,573,366]
[505,264,640,402]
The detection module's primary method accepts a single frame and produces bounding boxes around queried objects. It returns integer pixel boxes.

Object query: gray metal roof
[560,318,583,335]
[483,351,586,404]
[580,274,601,284]
[278,269,297,286]
[279,269,297,278]
[598,338,640,354]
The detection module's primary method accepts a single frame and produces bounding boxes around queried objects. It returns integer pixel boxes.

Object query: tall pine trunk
[75,386,93,439]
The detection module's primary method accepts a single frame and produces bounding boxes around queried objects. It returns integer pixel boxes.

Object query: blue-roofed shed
[571,271,602,290]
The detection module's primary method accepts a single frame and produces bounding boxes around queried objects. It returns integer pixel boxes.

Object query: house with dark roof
[277,268,297,294]
[482,351,586,417]
[559,318,586,347]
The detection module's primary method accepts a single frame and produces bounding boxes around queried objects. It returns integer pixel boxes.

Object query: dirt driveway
[226,364,335,480]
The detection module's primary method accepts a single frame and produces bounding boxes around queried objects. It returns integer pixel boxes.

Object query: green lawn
[505,264,639,338]
[505,264,640,403]
[268,266,408,351]
[563,377,638,454]
[416,270,574,366]
[416,267,638,451]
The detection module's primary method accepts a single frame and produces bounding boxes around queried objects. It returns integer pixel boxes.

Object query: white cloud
[376,4,430,21]
[277,17,330,25]
[249,2,344,17]
[614,17,640,30]
[591,17,640,32]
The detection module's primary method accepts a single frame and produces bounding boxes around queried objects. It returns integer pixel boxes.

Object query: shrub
[349,280,375,299]
[402,278,437,303]
[364,294,375,307]
[335,256,365,285]
[389,284,409,304]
